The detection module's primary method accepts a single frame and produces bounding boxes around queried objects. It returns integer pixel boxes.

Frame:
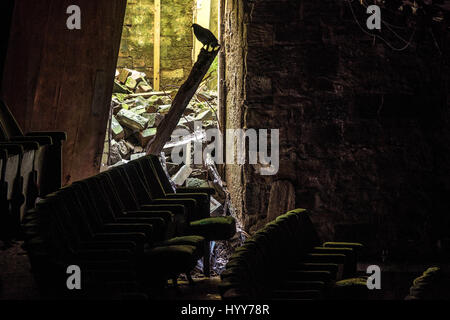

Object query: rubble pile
[108,68,218,167]
[107,68,245,276]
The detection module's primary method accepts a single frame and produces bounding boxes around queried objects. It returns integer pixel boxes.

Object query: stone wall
[117,0,195,87]
[224,0,450,257]
[223,0,247,226]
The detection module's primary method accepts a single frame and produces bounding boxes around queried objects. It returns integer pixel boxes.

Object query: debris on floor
[104,68,247,276]
[106,68,219,167]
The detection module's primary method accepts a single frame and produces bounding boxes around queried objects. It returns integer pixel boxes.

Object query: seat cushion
[156,235,205,259]
[189,216,236,240]
[330,277,369,300]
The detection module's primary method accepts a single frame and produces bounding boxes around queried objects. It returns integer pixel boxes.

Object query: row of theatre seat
[219,209,368,300]
[0,99,66,241]
[22,154,236,299]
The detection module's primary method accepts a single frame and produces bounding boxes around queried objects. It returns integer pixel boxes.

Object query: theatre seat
[23,186,202,298]
[219,209,365,300]
[0,99,66,196]
[0,99,66,239]
[133,155,236,276]
[189,216,236,241]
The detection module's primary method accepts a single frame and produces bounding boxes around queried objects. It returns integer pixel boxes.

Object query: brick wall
[117,0,195,87]
[224,0,450,257]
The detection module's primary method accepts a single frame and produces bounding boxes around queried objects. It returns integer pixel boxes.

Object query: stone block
[195,109,214,122]
[130,152,147,161]
[116,109,148,131]
[141,112,163,127]
[158,104,172,114]
[136,81,152,93]
[125,77,138,91]
[118,69,131,84]
[138,128,157,147]
[130,105,147,116]
[111,116,124,140]
[113,80,132,94]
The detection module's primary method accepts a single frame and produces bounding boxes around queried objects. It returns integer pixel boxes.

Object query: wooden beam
[146,48,219,155]
[193,0,212,61]
[127,90,172,98]
[218,0,226,177]
[153,0,160,91]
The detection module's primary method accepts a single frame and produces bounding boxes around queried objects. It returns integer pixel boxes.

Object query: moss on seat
[335,277,368,287]
[156,235,205,259]
[331,277,369,300]
[189,216,236,240]
[158,235,204,248]
[323,242,364,251]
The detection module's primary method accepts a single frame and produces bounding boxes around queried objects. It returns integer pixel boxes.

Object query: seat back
[80,177,119,224]
[220,209,325,299]
[104,167,141,211]
[136,156,167,198]
[118,163,153,206]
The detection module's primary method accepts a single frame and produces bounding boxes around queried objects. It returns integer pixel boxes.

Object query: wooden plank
[3,0,127,185]
[0,0,16,93]
[153,0,160,91]
[127,90,172,98]
[218,0,226,177]
[146,48,219,155]
[194,0,212,61]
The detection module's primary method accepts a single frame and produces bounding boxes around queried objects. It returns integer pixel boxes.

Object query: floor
[1,240,447,300]
[0,241,39,300]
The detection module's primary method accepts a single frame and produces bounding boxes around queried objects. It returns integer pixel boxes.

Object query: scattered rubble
[105,68,245,276]
[107,67,219,166]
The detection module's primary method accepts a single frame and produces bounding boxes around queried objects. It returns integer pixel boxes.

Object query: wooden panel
[194,0,211,60]
[2,0,127,185]
[0,0,16,93]
[153,0,161,91]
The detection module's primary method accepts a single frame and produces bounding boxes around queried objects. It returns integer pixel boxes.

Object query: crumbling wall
[225,0,450,257]
[117,0,195,87]
[223,0,247,224]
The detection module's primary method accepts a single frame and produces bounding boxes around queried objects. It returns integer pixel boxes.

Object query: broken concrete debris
[138,128,157,147]
[111,116,124,140]
[109,69,233,266]
[172,164,193,186]
[116,109,148,131]
[107,68,218,169]
[105,67,237,277]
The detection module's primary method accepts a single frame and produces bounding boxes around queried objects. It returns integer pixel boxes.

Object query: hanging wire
[346,0,417,51]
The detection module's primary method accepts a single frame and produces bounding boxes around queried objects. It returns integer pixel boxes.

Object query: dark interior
[1,0,450,303]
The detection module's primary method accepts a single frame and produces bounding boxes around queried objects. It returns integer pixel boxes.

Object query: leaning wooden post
[153,0,161,91]
[146,47,219,155]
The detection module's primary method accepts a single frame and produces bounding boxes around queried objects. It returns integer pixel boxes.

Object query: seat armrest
[322,242,364,252]
[93,231,147,244]
[152,197,197,209]
[79,240,137,252]
[26,131,67,141]
[124,210,174,224]
[101,224,153,241]
[73,248,133,261]
[11,135,53,146]
[0,141,37,151]
[140,204,186,216]
[176,187,215,196]
[159,194,199,205]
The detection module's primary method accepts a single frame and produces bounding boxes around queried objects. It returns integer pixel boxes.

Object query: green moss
[118,0,194,87]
